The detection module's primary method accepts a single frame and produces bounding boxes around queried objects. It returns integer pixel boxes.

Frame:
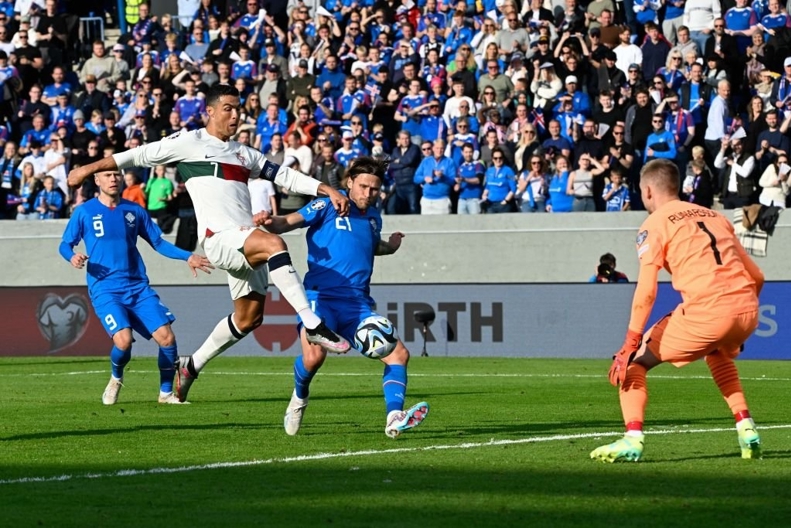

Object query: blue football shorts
[298,292,379,351]
[92,287,175,340]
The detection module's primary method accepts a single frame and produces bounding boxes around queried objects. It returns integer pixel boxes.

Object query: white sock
[268,252,321,329]
[625,430,644,438]
[193,314,246,372]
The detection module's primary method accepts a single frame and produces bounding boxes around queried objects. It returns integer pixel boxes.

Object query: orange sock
[705,351,748,418]
[619,363,648,431]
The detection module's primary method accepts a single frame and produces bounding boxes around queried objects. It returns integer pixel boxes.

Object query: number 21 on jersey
[335,217,352,231]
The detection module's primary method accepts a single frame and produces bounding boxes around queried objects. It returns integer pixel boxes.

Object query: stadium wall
[3,212,791,286]
[0,283,787,359]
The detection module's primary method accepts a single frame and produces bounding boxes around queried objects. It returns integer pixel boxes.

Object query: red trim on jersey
[220,162,251,183]
[206,228,215,238]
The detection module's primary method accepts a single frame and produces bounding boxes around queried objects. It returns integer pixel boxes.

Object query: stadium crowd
[1,0,791,224]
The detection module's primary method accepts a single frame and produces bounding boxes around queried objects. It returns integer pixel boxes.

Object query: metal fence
[79,16,105,46]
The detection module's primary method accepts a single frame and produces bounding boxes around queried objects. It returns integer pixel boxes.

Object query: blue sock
[293,356,316,399]
[382,364,407,414]
[158,345,178,393]
[110,346,131,380]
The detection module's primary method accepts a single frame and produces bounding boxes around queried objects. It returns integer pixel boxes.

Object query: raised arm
[255,210,306,234]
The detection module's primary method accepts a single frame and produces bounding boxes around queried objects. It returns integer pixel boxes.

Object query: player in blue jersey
[252,157,430,438]
[59,170,213,405]
[67,84,352,404]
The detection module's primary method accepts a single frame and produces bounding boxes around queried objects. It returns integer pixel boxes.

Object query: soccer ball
[354,316,399,359]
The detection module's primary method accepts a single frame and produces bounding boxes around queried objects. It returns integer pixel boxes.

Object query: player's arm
[259,158,350,215]
[376,232,405,256]
[254,211,306,234]
[733,239,765,296]
[68,134,184,188]
[58,210,88,269]
[627,262,661,334]
[139,208,214,277]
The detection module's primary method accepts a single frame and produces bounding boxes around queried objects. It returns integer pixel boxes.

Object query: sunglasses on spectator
[422,147,431,151]
[352,120,362,124]
[152,91,163,96]
[458,124,468,128]
[484,91,494,95]
[714,24,724,28]
[19,34,28,38]
[531,161,541,165]
[318,137,327,142]
[492,156,503,160]
[652,118,664,123]
[613,130,624,135]
[349,26,359,31]
[654,81,664,85]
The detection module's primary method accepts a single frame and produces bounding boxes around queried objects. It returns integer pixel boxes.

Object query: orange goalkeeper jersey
[635,200,759,319]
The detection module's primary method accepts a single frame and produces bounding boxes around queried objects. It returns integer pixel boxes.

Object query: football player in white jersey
[68,84,352,402]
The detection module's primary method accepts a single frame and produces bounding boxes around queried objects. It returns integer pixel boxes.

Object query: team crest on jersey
[165,131,182,140]
[125,212,135,226]
[636,230,648,246]
[235,152,247,165]
[309,200,326,211]
[369,218,378,231]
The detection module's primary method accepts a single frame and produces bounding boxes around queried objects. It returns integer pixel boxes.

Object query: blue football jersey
[299,195,382,301]
[59,198,189,298]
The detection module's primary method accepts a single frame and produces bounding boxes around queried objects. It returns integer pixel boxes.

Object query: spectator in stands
[75,75,111,118]
[99,111,126,152]
[33,174,63,219]
[682,156,715,207]
[546,156,573,213]
[0,141,19,219]
[715,134,757,209]
[81,41,121,93]
[35,0,67,66]
[414,139,456,215]
[755,109,790,173]
[121,171,146,207]
[387,130,422,215]
[704,79,731,163]
[684,0,720,54]
[311,142,344,191]
[758,153,790,208]
[482,147,517,213]
[569,153,605,211]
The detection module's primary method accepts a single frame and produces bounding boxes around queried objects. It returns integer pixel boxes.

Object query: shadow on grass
[1,464,789,527]
[2,422,282,442]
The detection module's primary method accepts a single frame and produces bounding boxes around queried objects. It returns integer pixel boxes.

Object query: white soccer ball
[354,315,399,359]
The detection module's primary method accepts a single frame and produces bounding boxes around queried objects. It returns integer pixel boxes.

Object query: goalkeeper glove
[608,329,643,387]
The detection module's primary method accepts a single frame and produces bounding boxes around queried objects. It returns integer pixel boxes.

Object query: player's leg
[284,328,328,436]
[129,291,186,404]
[177,291,266,402]
[705,311,762,459]
[381,341,429,438]
[151,325,188,405]
[591,315,671,462]
[242,229,349,353]
[103,328,133,405]
[94,298,133,405]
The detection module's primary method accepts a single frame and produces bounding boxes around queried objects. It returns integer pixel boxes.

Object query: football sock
[192,314,247,372]
[268,251,320,330]
[293,356,316,399]
[619,363,648,429]
[382,364,407,414]
[110,346,131,380]
[158,344,178,393]
[705,351,748,416]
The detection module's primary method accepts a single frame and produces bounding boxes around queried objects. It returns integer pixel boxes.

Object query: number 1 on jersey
[697,221,722,265]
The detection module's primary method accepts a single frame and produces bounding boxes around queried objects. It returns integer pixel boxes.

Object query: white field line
[0,370,788,382]
[2,424,790,486]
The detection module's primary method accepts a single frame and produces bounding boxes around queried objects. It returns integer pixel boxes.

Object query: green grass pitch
[1,356,789,527]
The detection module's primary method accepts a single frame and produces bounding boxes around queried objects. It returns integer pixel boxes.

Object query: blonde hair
[641,159,680,195]
[692,145,704,159]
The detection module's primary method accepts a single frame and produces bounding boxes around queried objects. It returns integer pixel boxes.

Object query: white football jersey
[113,129,320,243]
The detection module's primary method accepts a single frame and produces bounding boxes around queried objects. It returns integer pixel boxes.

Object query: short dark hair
[599,253,616,267]
[206,83,239,107]
[346,156,389,181]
